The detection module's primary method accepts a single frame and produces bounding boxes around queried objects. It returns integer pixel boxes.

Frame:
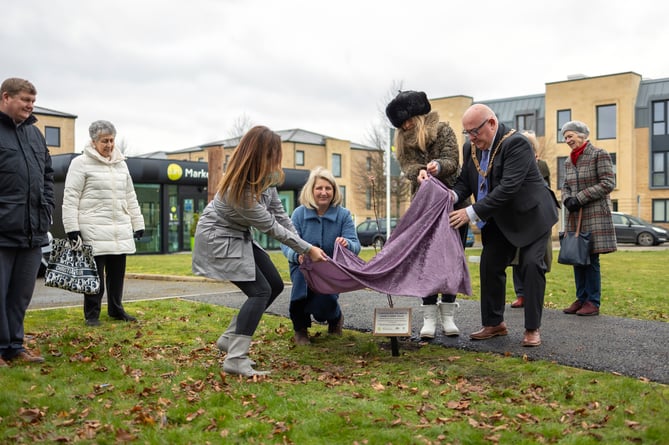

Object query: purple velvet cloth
[300,177,472,297]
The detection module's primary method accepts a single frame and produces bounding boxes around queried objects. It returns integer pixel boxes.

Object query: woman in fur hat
[386,90,469,339]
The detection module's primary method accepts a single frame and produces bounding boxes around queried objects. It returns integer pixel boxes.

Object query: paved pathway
[30,276,669,384]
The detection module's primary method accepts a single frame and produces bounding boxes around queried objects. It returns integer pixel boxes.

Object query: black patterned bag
[45,238,100,294]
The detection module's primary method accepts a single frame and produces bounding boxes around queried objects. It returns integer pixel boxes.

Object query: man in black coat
[449,104,558,347]
[0,78,54,365]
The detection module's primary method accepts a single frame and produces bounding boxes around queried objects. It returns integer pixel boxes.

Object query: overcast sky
[3,0,668,154]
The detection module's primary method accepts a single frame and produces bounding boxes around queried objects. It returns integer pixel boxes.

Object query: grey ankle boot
[223,334,270,377]
[217,316,255,365]
[216,316,237,352]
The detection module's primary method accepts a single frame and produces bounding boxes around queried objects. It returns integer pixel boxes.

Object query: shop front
[50,154,307,253]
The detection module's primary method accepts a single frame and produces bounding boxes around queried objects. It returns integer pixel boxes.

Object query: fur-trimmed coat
[561,142,617,254]
[395,111,461,196]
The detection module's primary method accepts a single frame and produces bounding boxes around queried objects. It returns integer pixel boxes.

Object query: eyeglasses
[462,118,490,137]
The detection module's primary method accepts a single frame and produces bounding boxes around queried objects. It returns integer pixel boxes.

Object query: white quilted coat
[62,145,144,256]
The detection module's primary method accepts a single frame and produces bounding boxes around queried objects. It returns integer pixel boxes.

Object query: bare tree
[227,113,255,138]
[115,137,130,155]
[356,81,411,219]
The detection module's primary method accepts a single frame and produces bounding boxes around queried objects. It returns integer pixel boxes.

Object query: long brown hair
[216,125,285,207]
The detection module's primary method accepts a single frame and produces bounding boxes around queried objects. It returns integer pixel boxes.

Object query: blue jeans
[573,254,601,307]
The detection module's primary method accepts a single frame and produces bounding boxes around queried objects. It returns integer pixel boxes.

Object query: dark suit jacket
[453,123,558,247]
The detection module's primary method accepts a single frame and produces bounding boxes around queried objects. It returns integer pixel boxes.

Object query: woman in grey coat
[192,126,327,377]
[560,121,617,316]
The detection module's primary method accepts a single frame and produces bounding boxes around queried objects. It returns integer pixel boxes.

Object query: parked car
[611,212,668,246]
[356,218,398,249]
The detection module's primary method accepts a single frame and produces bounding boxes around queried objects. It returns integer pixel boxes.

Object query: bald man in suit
[449,104,558,347]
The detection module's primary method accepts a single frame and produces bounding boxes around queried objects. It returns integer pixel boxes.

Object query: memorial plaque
[373,308,411,336]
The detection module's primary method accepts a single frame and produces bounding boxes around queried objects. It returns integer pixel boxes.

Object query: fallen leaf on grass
[186,408,205,422]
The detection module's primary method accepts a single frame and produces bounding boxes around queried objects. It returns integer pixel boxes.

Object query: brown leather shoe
[563,300,583,314]
[511,296,525,308]
[522,329,541,347]
[576,301,600,316]
[11,350,45,364]
[470,322,508,340]
[294,329,310,346]
[0,357,8,367]
[328,314,344,335]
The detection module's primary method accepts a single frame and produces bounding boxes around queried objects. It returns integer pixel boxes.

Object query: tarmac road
[30,274,669,384]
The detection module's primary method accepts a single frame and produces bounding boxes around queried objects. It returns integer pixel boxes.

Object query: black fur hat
[385,90,431,128]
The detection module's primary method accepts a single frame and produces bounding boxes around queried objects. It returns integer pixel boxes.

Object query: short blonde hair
[299,166,342,209]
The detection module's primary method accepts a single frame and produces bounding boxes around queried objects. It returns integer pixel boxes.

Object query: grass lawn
[4,300,668,444]
[4,247,666,443]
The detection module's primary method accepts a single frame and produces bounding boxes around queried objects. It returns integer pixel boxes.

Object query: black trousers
[84,254,127,321]
[0,246,41,358]
[480,221,549,330]
[231,244,284,336]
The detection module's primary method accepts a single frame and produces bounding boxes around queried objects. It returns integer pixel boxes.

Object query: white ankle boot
[419,304,439,339]
[223,334,270,377]
[438,302,460,336]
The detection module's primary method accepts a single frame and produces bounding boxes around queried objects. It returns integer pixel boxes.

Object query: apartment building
[33,106,77,155]
[431,71,669,231]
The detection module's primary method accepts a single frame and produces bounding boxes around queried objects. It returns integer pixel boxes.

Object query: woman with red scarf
[560,121,617,316]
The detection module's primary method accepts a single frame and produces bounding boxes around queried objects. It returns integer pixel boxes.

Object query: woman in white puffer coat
[62,120,145,327]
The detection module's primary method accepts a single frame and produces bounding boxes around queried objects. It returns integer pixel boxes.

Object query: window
[365,187,372,210]
[45,126,60,147]
[609,153,617,188]
[653,199,669,222]
[366,156,372,171]
[340,185,346,208]
[135,184,161,254]
[296,150,304,166]
[332,153,342,177]
[515,113,535,132]
[652,152,668,187]
[557,110,571,142]
[597,104,616,139]
[651,100,669,187]
[223,155,229,172]
[653,101,667,135]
